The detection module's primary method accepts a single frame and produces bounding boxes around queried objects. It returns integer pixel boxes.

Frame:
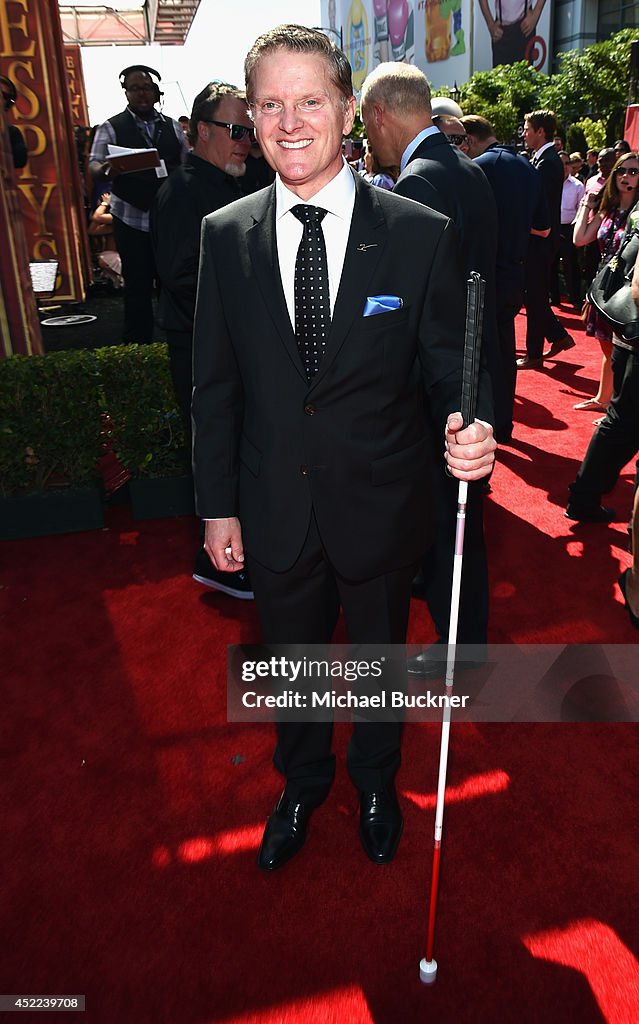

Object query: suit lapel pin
[356,242,378,252]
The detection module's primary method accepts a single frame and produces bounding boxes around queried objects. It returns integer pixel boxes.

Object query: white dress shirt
[531,140,556,165]
[561,174,584,224]
[275,161,356,329]
[400,125,441,174]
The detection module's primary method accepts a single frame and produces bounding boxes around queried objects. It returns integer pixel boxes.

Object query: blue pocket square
[363,294,403,317]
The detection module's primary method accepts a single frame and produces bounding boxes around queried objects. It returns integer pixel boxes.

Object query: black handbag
[588,223,639,342]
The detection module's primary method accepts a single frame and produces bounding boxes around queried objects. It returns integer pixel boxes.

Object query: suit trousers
[570,346,639,505]
[524,240,567,359]
[495,276,524,441]
[165,329,193,443]
[246,514,415,806]
[421,455,488,647]
[112,216,156,345]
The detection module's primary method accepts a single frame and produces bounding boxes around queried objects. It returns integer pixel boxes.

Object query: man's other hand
[444,414,496,480]
[205,517,245,572]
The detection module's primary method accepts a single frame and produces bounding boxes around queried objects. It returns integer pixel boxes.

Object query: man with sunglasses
[151,82,256,600]
[89,67,189,344]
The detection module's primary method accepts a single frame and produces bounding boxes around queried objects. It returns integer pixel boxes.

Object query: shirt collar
[400,125,441,173]
[275,159,355,221]
[533,140,556,161]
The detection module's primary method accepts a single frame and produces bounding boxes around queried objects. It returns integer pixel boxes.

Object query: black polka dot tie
[291,204,331,381]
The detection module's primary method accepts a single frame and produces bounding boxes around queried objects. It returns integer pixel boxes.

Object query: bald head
[360,62,433,169]
[361,61,432,117]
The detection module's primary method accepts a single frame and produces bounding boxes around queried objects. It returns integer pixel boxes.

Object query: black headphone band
[119,65,162,88]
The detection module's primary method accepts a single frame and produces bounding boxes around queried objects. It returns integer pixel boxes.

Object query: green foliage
[0,350,103,497]
[350,112,366,139]
[569,118,607,153]
[459,61,547,143]
[96,344,189,479]
[436,30,635,146]
[0,343,188,498]
[540,30,636,142]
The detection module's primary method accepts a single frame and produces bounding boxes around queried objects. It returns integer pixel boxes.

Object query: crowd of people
[73,28,638,870]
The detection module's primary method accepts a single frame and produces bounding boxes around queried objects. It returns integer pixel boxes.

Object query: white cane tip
[419,957,438,984]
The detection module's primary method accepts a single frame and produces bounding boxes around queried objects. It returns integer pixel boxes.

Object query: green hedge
[96,344,188,480]
[0,343,189,498]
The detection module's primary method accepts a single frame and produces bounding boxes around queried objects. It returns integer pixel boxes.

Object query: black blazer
[532,145,563,251]
[394,132,503,434]
[192,172,492,579]
[150,153,245,333]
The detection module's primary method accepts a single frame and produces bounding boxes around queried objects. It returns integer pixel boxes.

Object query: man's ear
[374,102,384,128]
[196,120,209,144]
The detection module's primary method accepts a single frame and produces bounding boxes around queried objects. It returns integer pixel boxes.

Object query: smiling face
[251,49,356,200]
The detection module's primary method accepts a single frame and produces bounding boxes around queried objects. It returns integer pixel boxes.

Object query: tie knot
[291,204,327,227]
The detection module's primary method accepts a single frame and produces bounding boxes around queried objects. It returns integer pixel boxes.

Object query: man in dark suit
[462,114,551,437]
[151,81,255,600]
[192,25,496,872]
[518,109,575,369]
[360,61,498,674]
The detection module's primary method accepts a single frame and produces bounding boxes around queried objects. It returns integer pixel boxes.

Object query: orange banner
[1,0,88,304]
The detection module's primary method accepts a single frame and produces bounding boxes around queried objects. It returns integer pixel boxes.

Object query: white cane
[420,271,486,985]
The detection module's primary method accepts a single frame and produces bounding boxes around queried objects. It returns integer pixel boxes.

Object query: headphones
[0,74,17,107]
[119,65,162,104]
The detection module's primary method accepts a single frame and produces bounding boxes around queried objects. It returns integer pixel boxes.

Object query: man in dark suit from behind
[151,82,255,600]
[360,62,499,675]
[518,109,575,369]
[462,114,550,438]
[192,25,496,872]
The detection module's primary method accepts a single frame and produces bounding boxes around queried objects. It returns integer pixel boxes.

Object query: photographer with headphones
[0,74,27,170]
[89,65,189,344]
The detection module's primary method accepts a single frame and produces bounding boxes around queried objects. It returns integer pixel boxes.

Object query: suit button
[300,465,309,476]
[304,404,316,416]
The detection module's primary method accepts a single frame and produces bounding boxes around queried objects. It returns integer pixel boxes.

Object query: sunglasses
[446,134,467,146]
[202,119,255,143]
[615,167,639,177]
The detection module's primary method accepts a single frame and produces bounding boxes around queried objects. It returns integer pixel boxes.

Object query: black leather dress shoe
[359,788,403,864]
[257,793,310,871]
[565,502,615,523]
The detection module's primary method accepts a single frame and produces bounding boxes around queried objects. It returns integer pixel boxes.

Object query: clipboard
[107,147,161,175]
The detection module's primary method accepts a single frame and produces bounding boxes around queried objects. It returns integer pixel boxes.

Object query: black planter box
[0,487,104,540]
[129,475,195,520]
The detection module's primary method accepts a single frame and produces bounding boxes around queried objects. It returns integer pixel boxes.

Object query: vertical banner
[63,45,89,128]
[0,103,43,357]
[1,0,88,304]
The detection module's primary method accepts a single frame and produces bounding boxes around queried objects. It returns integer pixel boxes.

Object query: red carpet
[1,309,638,1024]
